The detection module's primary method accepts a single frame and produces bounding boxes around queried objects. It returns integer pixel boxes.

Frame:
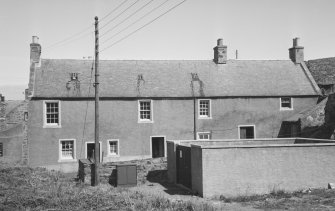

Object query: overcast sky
[1,0,335,99]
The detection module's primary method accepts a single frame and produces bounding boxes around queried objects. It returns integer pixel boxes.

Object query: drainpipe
[193,97,197,140]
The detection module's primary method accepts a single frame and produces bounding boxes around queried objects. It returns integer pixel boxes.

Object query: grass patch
[0,160,214,211]
[219,188,335,210]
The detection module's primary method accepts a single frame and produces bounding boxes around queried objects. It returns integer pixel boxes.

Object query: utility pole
[93,16,100,186]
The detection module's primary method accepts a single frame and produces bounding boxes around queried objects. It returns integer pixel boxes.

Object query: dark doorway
[176,145,192,189]
[86,142,101,162]
[239,126,255,139]
[151,137,165,158]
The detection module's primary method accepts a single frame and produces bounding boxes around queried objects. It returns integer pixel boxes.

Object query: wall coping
[191,143,335,149]
[167,138,335,149]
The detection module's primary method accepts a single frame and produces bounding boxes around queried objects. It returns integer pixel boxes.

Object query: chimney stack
[289,37,304,64]
[30,36,41,63]
[28,36,42,98]
[213,38,227,64]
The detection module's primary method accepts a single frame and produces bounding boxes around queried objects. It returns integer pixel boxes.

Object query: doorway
[151,136,166,158]
[239,125,255,139]
[85,142,102,162]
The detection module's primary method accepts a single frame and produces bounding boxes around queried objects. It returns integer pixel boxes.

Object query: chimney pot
[32,36,39,44]
[217,38,223,46]
[293,37,299,47]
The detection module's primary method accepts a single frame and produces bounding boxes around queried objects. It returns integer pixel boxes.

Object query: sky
[1,0,335,100]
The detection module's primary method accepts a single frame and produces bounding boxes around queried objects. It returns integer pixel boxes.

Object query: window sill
[280,108,293,111]
[58,158,77,163]
[138,120,154,123]
[198,117,212,120]
[43,124,62,128]
[107,154,120,158]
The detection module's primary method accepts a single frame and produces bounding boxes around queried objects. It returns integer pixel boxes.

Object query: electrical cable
[100,0,155,38]
[101,0,170,44]
[99,0,129,23]
[45,26,93,50]
[100,0,186,52]
[100,0,140,30]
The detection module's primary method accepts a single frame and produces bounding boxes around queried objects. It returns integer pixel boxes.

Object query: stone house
[0,94,28,162]
[26,36,320,172]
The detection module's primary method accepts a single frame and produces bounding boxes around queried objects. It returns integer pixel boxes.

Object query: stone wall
[78,157,167,185]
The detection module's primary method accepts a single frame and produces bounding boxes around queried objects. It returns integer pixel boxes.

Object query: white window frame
[107,139,120,157]
[280,97,293,111]
[238,125,256,139]
[58,139,76,162]
[85,141,102,162]
[198,99,212,119]
[138,100,153,123]
[150,136,167,158]
[43,100,61,128]
[197,132,211,140]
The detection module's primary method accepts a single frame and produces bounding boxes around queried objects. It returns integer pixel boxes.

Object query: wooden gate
[176,145,192,189]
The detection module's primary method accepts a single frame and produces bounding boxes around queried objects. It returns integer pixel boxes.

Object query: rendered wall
[28,100,194,170]
[197,97,317,139]
[28,96,317,171]
[198,144,335,198]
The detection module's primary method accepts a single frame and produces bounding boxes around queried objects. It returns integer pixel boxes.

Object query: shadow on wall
[283,95,335,139]
[305,95,335,139]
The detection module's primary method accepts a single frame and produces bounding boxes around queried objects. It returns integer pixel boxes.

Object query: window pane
[139,101,151,120]
[281,98,291,108]
[61,140,73,158]
[199,100,210,117]
[46,102,59,124]
[109,141,118,155]
[198,133,210,140]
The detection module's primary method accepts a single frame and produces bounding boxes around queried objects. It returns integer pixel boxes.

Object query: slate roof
[32,59,320,98]
[306,57,335,85]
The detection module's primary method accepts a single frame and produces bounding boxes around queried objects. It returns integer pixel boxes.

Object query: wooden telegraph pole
[93,16,100,186]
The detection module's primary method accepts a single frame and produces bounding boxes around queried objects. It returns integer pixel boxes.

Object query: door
[86,142,101,162]
[176,145,192,189]
[151,137,165,158]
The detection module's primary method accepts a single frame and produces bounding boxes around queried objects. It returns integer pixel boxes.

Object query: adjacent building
[26,36,320,172]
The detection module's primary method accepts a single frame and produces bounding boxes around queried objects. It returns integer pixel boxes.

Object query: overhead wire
[99,0,129,23]
[100,0,186,52]
[44,0,128,51]
[101,0,171,44]
[44,25,93,50]
[100,0,155,38]
[100,0,140,30]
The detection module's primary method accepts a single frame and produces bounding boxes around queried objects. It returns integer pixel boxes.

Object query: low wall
[78,158,167,185]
